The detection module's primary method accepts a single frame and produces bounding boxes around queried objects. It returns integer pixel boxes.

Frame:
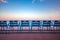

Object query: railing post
[7,21,10,31]
[51,20,54,31]
[29,20,32,32]
[41,20,43,32]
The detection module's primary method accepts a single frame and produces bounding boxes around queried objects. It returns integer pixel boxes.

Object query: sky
[0,0,60,20]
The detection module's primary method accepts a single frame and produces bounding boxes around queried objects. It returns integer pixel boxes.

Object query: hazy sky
[0,0,60,20]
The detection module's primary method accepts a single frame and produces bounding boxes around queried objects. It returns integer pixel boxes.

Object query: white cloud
[40,0,45,2]
[32,0,35,4]
[0,0,7,3]
[32,0,44,3]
